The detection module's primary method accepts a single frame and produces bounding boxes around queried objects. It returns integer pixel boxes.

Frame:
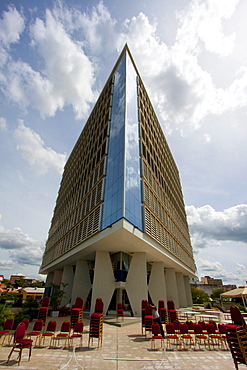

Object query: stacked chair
[224,305,247,370]
[116,302,124,321]
[70,297,83,329]
[167,300,178,323]
[158,300,168,324]
[144,304,153,337]
[37,297,50,326]
[88,298,104,348]
[141,300,148,334]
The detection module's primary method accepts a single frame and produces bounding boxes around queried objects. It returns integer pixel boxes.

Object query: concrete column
[125,252,148,316]
[45,272,54,287]
[44,272,54,297]
[71,260,92,305]
[148,262,167,307]
[61,265,74,306]
[176,272,187,308]
[165,268,179,308]
[184,275,193,307]
[52,269,63,285]
[91,251,115,314]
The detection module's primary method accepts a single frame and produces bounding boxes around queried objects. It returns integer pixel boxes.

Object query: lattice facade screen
[41,79,113,269]
[137,78,196,272]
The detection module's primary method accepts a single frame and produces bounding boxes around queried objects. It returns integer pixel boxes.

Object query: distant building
[40,45,197,315]
[191,276,236,296]
[0,275,4,282]
[22,287,45,302]
[201,276,223,286]
[9,275,25,284]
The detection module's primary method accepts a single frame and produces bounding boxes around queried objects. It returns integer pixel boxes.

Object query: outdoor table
[194,314,219,322]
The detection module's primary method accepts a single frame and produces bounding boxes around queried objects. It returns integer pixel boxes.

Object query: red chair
[21,319,29,331]
[185,320,194,333]
[173,320,181,333]
[194,323,208,350]
[37,298,49,325]
[116,302,124,321]
[41,297,50,307]
[158,300,168,324]
[151,323,164,349]
[26,320,43,346]
[89,299,104,348]
[230,305,246,327]
[206,323,223,349]
[40,320,57,346]
[7,322,33,365]
[165,323,180,349]
[209,320,219,334]
[95,298,104,314]
[144,305,153,337]
[167,301,175,310]
[72,297,83,309]
[71,297,84,328]
[198,320,207,332]
[179,323,194,349]
[53,321,71,348]
[167,301,177,322]
[218,324,228,350]
[0,318,14,345]
[69,321,84,347]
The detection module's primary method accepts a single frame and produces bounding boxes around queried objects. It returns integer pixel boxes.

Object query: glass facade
[101,55,126,229]
[101,53,143,230]
[124,54,142,229]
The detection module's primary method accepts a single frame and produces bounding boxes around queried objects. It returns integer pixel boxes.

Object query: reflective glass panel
[101,55,126,229]
[124,54,143,230]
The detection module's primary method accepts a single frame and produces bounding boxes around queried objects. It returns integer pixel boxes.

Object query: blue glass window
[101,52,143,231]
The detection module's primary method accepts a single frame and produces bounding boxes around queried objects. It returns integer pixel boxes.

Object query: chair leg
[17,347,23,366]
[6,346,15,363]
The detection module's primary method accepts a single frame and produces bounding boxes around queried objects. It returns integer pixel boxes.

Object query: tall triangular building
[40,45,196,315]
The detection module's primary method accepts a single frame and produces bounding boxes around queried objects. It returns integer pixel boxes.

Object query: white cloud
[186,204,247,251]
[0,117,7,131]
[14,120,66,175]
[73,1,117,54]
[0,6,25,46]
[1,8,96,120]
[198,258,246,284]
[114,0,247,136]
[175,0,238,57]
[0,222,44,266]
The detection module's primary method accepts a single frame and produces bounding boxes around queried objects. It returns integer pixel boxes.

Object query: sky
[0,0,246,286]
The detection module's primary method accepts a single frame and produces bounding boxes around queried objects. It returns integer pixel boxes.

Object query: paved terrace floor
[0,314,244,370]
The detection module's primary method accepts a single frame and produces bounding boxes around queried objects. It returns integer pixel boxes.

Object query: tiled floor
[0,315,243,369]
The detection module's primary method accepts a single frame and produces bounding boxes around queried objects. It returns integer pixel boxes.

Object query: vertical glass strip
[124,54,143,230]
[101,55,126,229]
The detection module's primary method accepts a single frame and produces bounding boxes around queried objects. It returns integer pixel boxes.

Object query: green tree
[0,304,14,330]
[211,288,225,303]
[49,283,67,311]
[191,286,210,304]
[2,279,13,288]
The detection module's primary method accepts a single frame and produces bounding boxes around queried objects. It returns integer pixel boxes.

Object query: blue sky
[0,0,246,285]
